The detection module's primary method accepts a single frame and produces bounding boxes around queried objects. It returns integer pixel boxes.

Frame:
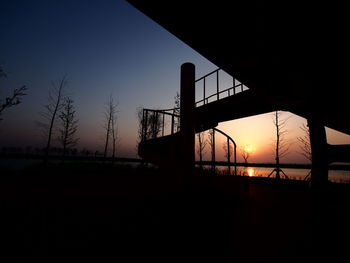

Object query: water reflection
[247,167,254,177]
[200,165,350,183]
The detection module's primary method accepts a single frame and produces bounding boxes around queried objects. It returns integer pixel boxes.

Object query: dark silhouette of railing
[213,127,237,176]
[141,108,180,141]
[195,68,248,107]
[141,69,249,141]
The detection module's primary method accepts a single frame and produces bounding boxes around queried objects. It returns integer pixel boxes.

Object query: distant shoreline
[1,153,350,171]
[0,153,141,164]
[197,161,350,171]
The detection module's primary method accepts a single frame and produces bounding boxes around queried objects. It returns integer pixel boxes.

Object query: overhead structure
[130,0,350,184]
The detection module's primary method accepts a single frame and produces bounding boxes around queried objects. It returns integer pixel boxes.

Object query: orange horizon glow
[247,168,254,177]
[243,144,254,154]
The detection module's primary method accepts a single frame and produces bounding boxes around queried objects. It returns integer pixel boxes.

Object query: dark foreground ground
[1,163,349,262]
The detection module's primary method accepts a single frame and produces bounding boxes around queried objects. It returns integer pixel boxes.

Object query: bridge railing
[141,68,248,141]
[141,108,180,141]
[195,68,248,107]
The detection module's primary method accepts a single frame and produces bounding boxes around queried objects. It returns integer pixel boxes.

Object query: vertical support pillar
[227,138,231,175]
[212,128,216,171]
[308,117,328,186]
[308,117,329,262]
[180,63,195,170]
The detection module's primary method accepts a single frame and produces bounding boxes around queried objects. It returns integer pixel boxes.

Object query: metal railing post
[144,109,148,141]
[155,111,159,138]
[171,114,174,134]
[162,113,165,136]
[234,144,237,176]
[203,78,206,105]
[212,128,216,171]
[227,138,231,175]
[216,70,219,101]
[233,77,236,95]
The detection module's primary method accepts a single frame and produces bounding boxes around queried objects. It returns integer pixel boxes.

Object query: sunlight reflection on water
[202,165,350,184]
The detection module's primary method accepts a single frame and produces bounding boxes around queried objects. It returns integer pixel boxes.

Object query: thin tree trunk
[275,111,281,179]
[44,77,65,164]
[61,119,69,162]
[103,116,111,160]
[111,115,116,163]
[198,134,203,169]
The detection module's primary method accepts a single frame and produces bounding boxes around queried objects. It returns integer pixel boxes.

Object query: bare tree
[39,76,67,162]
[223,140,233,175]
[58,97,78,160]
[173,92,180,132]
[148,111,162,139]
[240,146,251,164]
[223,142,233,160]
[297,123,312,162]
[137,107,144,144]
[111,102,118,162]
[207,128,216,170]
[197,131,207,169]
[297,123,312,180]
[0,66,27,121]
[268,111,290,179]
[103,95,118,161]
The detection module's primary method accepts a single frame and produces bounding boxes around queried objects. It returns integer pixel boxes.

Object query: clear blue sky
[1,0,350,162]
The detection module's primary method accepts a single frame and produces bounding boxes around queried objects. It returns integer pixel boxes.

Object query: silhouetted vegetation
[240,145,251,164]
[38,76,67,163]
[207,129,215,170]
[223,140,233,174]
[196,131,207,169]
[173,91,180,132]
[0,66,27,122]
[297,123,312,180]
[102,94,118,161]
[137,107,144,145]
[137,108,162,142]
[58,97,79,161]
[298,123,312,162]
[268,111,290,179]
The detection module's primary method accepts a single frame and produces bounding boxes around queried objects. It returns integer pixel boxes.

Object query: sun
[247,168,254,177]
[244,144,254,154]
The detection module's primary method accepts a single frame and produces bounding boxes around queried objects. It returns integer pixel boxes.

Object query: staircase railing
[195,68,248,107]
[213,127,237,176]
[141,68,248,141]
[141,108,180,141]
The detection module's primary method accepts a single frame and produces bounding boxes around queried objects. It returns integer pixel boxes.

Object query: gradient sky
[1,0,350,163]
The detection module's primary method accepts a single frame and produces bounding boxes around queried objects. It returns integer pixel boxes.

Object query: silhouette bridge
[130,0,350,185]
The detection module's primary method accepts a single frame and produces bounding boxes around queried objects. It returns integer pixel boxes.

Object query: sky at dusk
[1,0,350,163]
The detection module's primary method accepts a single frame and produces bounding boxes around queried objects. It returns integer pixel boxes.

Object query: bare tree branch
[297,123,312,162]
[271,111,291,179]
[0,66,27,121]
[173,92,180,132]
[223,141,233,160]
[240,146,251,164]
[103,94,118,161]
[0,85,27,121]
[197,131,207,168]
[38,76,67,162]
[58,97,78,160]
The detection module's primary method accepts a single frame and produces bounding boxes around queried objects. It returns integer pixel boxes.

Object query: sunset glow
[247,168,254,177]
[244,144,254,154]
[2,0,350,164]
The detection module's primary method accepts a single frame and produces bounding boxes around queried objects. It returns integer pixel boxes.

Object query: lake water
[1,158,349,184]
[201,165,350,184]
